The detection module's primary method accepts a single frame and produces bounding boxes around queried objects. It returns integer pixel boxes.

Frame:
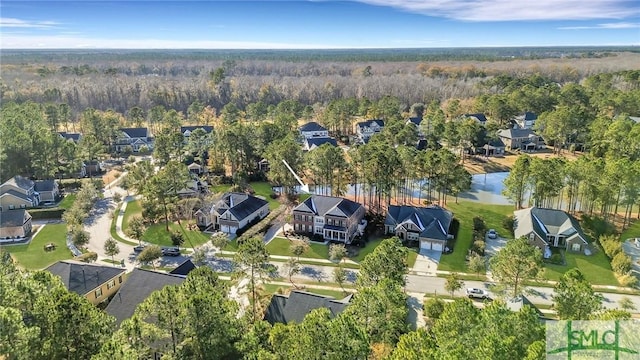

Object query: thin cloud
[0,17,59,28]
[559,22,640,30]
[356,0,639,21]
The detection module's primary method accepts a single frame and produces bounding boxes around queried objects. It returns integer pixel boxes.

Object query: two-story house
[514,207,589,256]
[0,209,32,241]
[34,179,61,203]
[195,192,270,234]
[299,122,329,139]
[498,128,543,151]
[513,112,538,129]
[355,119,384,144]
[114,128,153,153]
[46,260,126,306]
[303,137,338,151]
[384,205,453,252]
[291,195,365,243]
[0,176,41,211]
[463,113,488,126]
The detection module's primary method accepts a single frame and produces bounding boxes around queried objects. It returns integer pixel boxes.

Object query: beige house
[498,128,543,151]
[0,176,41,211]
[514,207,589,256]
[46,260,126,305]
[384,205,453,252]
[0,209,32,242]
[292,195,366,243]
[35,180,61,203]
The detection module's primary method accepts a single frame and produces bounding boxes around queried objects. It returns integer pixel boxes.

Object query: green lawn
[407,248,418,268]
[543,250,619,286]
[266,237,330,259]
[351,237,384,262]
[620,220,640,242]
[211,184,232,194]
[8,224,72,269]
[122,199,142,231]
[58,193,76,210]
[141,221,210,248]
[438,201,513,272]
[250,182,280,210]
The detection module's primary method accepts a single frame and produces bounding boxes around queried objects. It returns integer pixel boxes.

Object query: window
[118,276,122,284]
[20,204,26,209]
[107,280,116,289]
[8,205,15,210]
[95,288,103,298]
[571,243,581,252]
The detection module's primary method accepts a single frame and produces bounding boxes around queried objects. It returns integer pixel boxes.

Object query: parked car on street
[466,288,490,300]
[487,229,497,239]
[162,247,180,257]
[133,245,146,252]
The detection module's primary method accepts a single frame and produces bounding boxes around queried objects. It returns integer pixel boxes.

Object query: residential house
[181,125,214,139]
[513,207,589,256]
[0,175,41,211]
[0,209,32,241]
[355,119,384,144]
[384,205,453,252]
[406,116,424,137]
[264,290,352,325]
[498,128,543,151]
[195,192,270,234]
[46,260,126,306]
[299,122,329,139]
[169,259,197,276]
[257,158,270,173]
[114,127,153,153]
[463,113,488,126]
[58,131,82,143]
[34,180,61,203]
[291,195,365,243]
[479,138,506,156]
[303,137,338,151]
[187,162,206,175]
[84,160,104,176]
[513,112,538,129]
[105,268,185,325]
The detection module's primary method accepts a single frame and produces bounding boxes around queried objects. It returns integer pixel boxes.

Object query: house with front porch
[291,195,365,243]
[195,192,269,234]
[114,128,153,153]
[384,205,453,252]
[355,119,384,144]
[46,260,126,306]
[0,209,32,242]
[0,176,41,211]
[498,128,543,151]
[299,122,329,139]
[513,207,589,256]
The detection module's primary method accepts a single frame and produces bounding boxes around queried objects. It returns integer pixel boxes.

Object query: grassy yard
[141,221,210,248]
[407,248,418,268]
[543,250,619,286]
[351,237,384,262]
[620,220,640,242]
[122,199,142,231]
[8,224,71,269]
[250,182,280,210]
[211,184,232,194]
[438,201,513,272]
[266,237,329,259]
[58,193,76,210]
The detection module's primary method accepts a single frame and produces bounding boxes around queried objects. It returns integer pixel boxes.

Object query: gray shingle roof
[1,189,33,203]
[407,117,422,126]
[4,176,34,191]
[58,132,81,142]
[356,119,384,130]
[305,137,337,149]
[169,259,196,276]
[385,205,453,241]
[105,268,185,325]
[264,290,350,324]
[46,260,125,297]
[181,125,214,134]
[498,128,539,139]
[120,128,149,138]
[216,192,269,221]
[464,113,488,123]
[34,180,56,192]
[514,207,588,244]
[299,121,327,132]
[0,209,30,227]
[293,195,363,218]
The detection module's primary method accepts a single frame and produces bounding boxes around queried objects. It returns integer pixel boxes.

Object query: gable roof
[58,132,81,142]
[356,119,384,130]
[407,117,422,126]
[34,180,56,192]
[305,137,337,150]
[299,121,328,132]
[416,139,428,151]
[169,259,197,276]
[216,192,269,221]
[264,290,351,324]
[293,195,363,218]
[2,175,34,191]
[516,112,538,121]
[0,189,34,203]
[513,207,588,245]
[0,209,31,227]
[181,125,214,134]
[498,128,539,139]
[46,260,125,296]
[105,268,185,325]
[385,205,453,241]
[120,128,148,138]
[464,113,488,123]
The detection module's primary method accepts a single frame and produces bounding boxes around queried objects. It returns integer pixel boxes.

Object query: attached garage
[431,242,443,252]
[221,224,238,234]
[420,240,444,252]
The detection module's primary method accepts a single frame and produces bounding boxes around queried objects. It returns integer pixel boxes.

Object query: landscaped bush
[28,208,66,220]
[581,214,616,241]
[472,216,487,233]
[611,252,632,275]
[617,273,638,288]
[548,253,564,265]
[502,215,515,236]
[599,234,622,259]
[75,252,98,263]
[471,240,485,256]
[423,297,445,320]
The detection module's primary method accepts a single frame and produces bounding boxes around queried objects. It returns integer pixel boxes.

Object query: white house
[195,192,270,234]
[299,122,329,139]
[356,119,384,144]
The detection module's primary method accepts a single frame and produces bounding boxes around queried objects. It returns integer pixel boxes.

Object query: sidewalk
[115,194,143,244]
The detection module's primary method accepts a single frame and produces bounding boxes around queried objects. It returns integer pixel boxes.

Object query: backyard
[438,200,513,272]
[543,250,619,286]
[8,224,71,269]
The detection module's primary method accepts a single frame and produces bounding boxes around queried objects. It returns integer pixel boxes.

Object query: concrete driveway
[485,235,508,257]
[412,249,441,276]
[622,239,640,279]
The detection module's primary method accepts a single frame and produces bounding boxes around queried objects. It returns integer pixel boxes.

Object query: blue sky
[1,1,639,49]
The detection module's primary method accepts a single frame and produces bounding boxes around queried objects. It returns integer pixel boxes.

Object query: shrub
[502,215,515,236]
[28,208,65,220]
[423,297,445,320]
[617,273,638,288]
[170,231,185,247]
[472,216,487,233]
[611,252,632,275]
[549,253,564,265]
[471,240,485,255]
[75,252,98,263]
[581,214,616,240]
[600,235,622,259]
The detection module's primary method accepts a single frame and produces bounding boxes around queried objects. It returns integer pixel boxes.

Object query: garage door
[221,225,238,234]
[420,240,431,250]
[431,242,443,252]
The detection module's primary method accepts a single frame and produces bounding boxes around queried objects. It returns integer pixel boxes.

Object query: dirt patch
[102,170,122,186]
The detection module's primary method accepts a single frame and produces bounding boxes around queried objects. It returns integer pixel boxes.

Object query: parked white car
[487,229,497,239]
[466,288,490,300]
